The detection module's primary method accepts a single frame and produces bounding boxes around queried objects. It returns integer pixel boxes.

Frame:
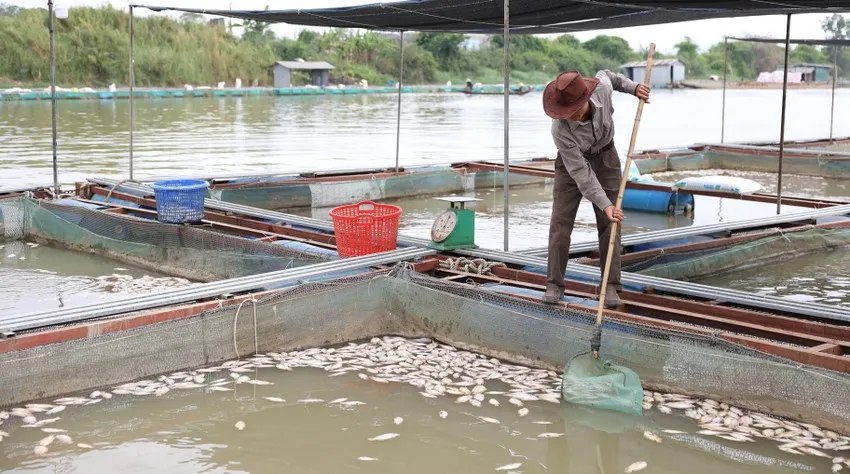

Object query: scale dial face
[431,210,457,243]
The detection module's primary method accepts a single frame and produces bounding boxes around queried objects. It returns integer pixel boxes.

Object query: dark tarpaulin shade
[727,37,850,46]
[136,1,850,34]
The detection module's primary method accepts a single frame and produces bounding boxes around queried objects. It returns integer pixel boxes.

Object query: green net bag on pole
[561,353,644,417]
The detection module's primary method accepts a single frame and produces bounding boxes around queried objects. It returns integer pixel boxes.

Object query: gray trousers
[546,145,622,291]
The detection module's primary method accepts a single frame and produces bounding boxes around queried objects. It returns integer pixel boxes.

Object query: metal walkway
[520,203,850,257]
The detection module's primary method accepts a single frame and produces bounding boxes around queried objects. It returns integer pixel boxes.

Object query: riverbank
[682,79,850,89]
[0,84,543,101]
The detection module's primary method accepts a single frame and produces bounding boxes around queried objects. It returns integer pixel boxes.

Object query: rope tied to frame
[439,257,507,275]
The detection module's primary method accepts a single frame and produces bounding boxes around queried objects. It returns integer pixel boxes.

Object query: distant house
[621,59,686,87]
[776,63,833,83]
[271,61,335,88]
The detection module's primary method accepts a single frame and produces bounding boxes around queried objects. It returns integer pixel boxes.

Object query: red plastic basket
[330,201,402,257]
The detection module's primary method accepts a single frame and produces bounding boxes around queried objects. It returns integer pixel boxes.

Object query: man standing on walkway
[541,70,650,307]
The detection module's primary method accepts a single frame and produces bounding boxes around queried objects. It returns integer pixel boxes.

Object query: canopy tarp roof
[136,1,850,34]
[728,37,850,46]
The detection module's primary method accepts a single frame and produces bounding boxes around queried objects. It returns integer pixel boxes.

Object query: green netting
[0,197,332,281]
[562,353,644,416]
[622,226,850,281]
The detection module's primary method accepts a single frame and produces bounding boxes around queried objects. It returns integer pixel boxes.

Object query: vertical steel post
[129,5,135,180]
[777,14,791,216]
[395,31,404,174]
[48,1,59,196]
[830,46,838,140]
[721,37,728,143]
[502,0,510,251]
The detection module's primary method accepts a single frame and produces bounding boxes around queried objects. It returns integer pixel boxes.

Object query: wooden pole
[129,5,135,180]
[830,46,838,141]
[395,30,404,174]
[49,0,59,196]
[777,14,791,216]
[593,44,655,358]
[502,0,510,252]
[721,37,728,144]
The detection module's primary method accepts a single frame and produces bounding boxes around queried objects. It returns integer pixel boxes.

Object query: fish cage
[1,267,848,436]
[614,222,850,281]
[0,197,333,281]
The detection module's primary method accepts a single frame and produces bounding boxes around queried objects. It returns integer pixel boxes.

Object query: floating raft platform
[2,175,850,434]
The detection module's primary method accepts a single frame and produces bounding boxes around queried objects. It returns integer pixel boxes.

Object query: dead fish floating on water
[495,462,522,471]
[625,461,647,473]
[358,457,379,461]
[538,433,564,439]
[368,433,399,441]
[263,397,285,403]
[234,421,246,431]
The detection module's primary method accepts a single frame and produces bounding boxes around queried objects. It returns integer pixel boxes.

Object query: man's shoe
[543,284,563,305]
[603,284,621,309]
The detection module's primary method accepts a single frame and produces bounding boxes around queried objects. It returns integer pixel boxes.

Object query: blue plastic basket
[149,179,209,224]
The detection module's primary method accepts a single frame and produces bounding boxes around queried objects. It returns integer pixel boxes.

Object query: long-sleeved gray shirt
[550,70,639,210]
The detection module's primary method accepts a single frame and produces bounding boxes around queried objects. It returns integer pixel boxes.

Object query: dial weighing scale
[428,196,481,251]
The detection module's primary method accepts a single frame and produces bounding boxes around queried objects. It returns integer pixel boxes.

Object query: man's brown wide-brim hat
[543,71,599,120]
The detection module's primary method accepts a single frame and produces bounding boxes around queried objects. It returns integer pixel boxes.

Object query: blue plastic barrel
[149,179,209,224]
[622,188,695,215]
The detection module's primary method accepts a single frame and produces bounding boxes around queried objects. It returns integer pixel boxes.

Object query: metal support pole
[721,37,728,143]
[777,14,791,216]
[502,0,510,252]
[394,31,404,174]
[129,5,135,180]
[830,47,838,141]
[48,0,59,197]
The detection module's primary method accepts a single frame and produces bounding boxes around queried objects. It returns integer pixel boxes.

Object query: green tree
[415,32,467,71]
[790,44,828,65]
[675,36,707,78]
[582,35,635,65]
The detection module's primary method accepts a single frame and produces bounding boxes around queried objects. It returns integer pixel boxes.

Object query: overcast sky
[7,0,841,54]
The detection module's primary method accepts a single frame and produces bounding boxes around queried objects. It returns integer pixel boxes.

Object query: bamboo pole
[830,46,838,141]
[593,44,655,359]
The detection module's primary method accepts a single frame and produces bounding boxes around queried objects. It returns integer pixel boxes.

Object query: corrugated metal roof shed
[621,59,685,68]
[272,61,335,70]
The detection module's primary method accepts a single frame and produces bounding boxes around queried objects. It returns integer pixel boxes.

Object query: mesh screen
[9,197,332,281]
[621,227,850,281]
[0,198,26,241]
[1,267,849,435]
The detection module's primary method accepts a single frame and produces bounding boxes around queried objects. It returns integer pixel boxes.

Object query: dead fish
[800,447,831,458]
[663,430,687,434]
[496,462,523,471]
[470,399,482,408]
[77,443,93,449]
[246,379,274,386]
[23,415,37,425]
[45,406,65,415]
[368,433,399,441]
[39,435,55,447]
[264,397,285,403]
[235,376,250,384]
[489,399,500,407]
[479,416,501,424]
[235,421,246,431]
[532,421,553,425]
[341,401,366,407]
[832,464,843,473]
[155,387,171,396]
[55,434,73,445]
[663,401,695,410]
[394,417,404,425]
[33,445,48,456]
[420,392,437,399]
[208,386,232,392]
[439,411,448,419]
[298,398,324,404]
[517,408,529,417]
[643,431,662,444]
[658,406,672,415]
[538,433,564,439]
[328,398,348,405]
[508,398,523,408]
[625,461,647,473]
[456,395,472,404]
[358,457,379,461]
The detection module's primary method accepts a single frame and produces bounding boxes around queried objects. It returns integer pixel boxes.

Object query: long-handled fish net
[561,44,657,416]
